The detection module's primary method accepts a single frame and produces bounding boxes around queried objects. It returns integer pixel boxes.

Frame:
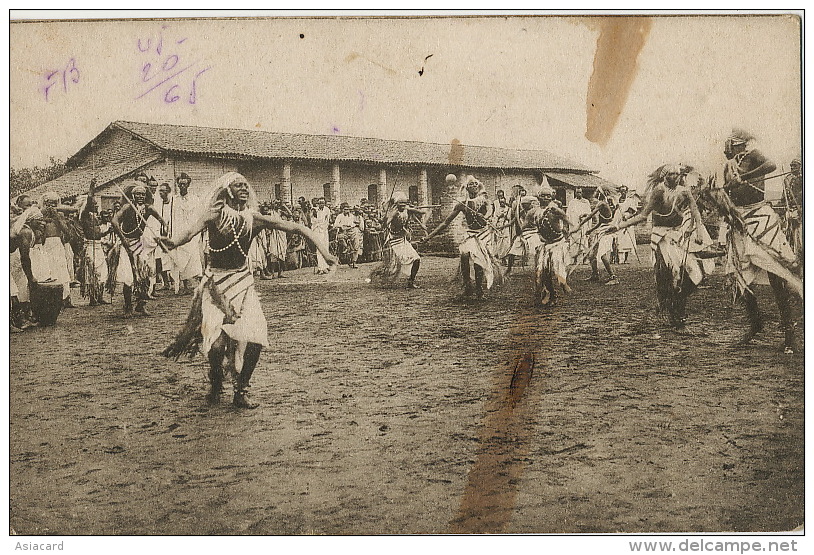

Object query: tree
[9,157,68,199]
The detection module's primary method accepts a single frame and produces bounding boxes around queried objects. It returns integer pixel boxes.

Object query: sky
[9,14,802,193]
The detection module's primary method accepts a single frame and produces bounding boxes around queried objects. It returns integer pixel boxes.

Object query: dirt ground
[9,247,804,535]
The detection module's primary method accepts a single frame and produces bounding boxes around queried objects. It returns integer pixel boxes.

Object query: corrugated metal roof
[23,153,163,201]
[544,171,620,193]
[113,121,591,172]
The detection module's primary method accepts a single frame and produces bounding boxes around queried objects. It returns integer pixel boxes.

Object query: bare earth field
[9,249,804,534]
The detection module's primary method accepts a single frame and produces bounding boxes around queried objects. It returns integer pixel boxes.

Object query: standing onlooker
[310,196,332,274]
[565,187,592,265]
[613,186,639,264]
[167,172,203,293]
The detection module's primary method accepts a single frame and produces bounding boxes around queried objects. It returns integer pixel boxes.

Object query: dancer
[423,175,503,299]
[110,183,167,317]
[702,131,802,352]
[610,165,714,330]
[78,179,110,306]
[162,173,337,408]
[370,192,425,289]
[583,187,618,285]
[531,183,572,306]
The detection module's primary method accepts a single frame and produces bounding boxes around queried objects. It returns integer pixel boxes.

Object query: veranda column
[331,163,341,205]
[378,168,387,205]
[281,162,292,204]
[418,168,429,205]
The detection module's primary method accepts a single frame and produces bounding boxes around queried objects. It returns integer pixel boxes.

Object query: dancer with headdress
[77,179,110,306]
[423,175,504,299]
[161,173,337,409]
[370,192,426,288]
[530,182,572,306]
[110,182,167,317]
[610,164,714,330]
[700,130,802,353]
[505,190,540,276]
[583,186,619,285]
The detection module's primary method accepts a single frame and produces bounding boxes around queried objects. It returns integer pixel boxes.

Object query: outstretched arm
[407,207,427,217]
[255,212,338,265]
[612,192,655,232]
[423,205,462,241]
[160,204,218,249]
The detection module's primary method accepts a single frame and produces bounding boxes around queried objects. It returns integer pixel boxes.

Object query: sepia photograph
[7,10,805,544]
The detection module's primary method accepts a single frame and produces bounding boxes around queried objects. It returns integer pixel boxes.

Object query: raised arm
[81,179,98,220]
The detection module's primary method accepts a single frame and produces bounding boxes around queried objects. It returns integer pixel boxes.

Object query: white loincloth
[508,228,542,258]
[389,236,420,275]
[115,236,151,288]
[537,237,571,288]
[651,215,715,288]
[83,239,109,284]
[31,237,71,299]
[725,203,802,297]
[589,225,615,263]
[459,228,497,289]
[200,266,268,374]
[10,251,29,302]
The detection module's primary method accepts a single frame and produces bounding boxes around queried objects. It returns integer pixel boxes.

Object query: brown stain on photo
[344,51,398,76]
[448,139,464,165]
[449,311,545,534]
[585,17,652,146]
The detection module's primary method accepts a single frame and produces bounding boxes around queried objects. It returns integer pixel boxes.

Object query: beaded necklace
[120,205,147,237]
[209,206,250,260]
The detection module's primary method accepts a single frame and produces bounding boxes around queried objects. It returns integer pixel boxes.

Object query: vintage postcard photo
[8,11,804,541]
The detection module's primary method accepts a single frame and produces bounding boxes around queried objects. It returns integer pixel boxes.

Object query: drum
[30,282,64,326]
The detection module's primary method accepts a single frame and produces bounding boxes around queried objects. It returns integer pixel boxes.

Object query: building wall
[338,163,381,207]
[290,161,334,203]
[171,157,240,190]
[72,127,161,169]
[237,160,284,202]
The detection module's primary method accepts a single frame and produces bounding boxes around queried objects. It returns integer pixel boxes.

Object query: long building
[24,121,619,217]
